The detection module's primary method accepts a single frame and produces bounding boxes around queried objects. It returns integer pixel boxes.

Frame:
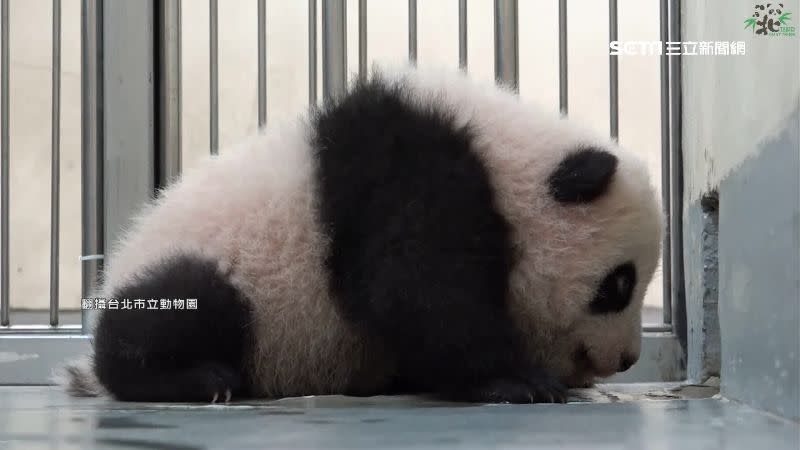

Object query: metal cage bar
[209,0,219,154]
[668,0,685,344]
[158,0,182,186]
[1,0,9,327]
[308,0,317,105]
[558,0,568,114]
[458,0,467,70]
[493,0,518,91]
[358,0,366,79]
[80,0,104,335]
[101,0,156,321]
[408,0,417,64]
[660,0,672,326]
[608,0,618,141]
[322,0,346,101]
[50,0,62,326]
[257,0,266,127]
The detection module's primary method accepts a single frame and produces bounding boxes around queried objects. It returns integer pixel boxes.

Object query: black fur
[548,147,618,203]
[312,73,566,404]
[589,262,637,315]
[92,254,254,402]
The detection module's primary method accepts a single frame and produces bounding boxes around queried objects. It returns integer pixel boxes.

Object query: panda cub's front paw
[449,370,567,404]
[473,377,567,404]
[518,370,569,404]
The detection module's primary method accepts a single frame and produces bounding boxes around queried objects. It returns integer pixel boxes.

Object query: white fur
[95,117,390,397]
[64,64,662,397]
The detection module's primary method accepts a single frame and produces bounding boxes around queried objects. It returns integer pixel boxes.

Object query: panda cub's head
[390,66,664,387]
[532,146,663,387]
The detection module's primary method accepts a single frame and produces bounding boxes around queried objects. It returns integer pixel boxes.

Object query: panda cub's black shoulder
[309,75,545,398]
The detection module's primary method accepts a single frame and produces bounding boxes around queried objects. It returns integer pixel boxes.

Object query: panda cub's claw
[481,379,551,404]
[191,362,241,404]
[520,369,569,404]
[450,372,568,404]
[209,389,231,404]
[526,378,568,404]
[479,377,567,404]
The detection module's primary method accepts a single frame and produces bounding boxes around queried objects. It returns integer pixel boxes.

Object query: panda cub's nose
[619,354,637,372]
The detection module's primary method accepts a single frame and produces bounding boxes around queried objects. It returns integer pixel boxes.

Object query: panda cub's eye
[589,262,637,314]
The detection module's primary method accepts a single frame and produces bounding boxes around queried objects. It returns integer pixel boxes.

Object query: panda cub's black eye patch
[590,262,637,315]
[548,148,618,204]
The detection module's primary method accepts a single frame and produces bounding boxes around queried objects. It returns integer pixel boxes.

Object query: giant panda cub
[61,65,662,404]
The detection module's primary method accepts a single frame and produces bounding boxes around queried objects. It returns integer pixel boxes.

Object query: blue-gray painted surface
[717,109,800,421]
[0,335,90,384]
[0,386,797,450]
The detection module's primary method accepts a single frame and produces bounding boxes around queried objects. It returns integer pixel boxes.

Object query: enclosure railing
[0,0,8,329]
[0,0,684,382]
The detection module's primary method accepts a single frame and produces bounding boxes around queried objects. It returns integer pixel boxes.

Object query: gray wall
[682,0,800,420]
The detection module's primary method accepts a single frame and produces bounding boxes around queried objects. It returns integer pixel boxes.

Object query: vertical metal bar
[50,0,62,326]
[558,0,568,114]
[669,0,685,345]
[608,0,618,141]
[493,0,518,92]
[103,0,155,316]
[81,0,104,334]
[321,0,346,101]
[358,0,366,79]
[308,0,317,105]
[1,0,9,327]
[408,0,417,64]
[158,0,181,185]
[458,0,467,70]
[257,0,266,127]
[659,0,672,325]
[209,0,218,154]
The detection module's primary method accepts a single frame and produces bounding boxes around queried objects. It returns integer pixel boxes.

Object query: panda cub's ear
[548,147,618,204]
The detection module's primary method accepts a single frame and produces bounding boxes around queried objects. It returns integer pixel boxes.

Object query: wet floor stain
[361,418,388,423]
[302,418,337,424]
[257,409,305,416]
[96,416,176,430]
[93,437,202,450]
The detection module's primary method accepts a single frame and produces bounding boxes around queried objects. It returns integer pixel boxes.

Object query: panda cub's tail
[52,354,106,398]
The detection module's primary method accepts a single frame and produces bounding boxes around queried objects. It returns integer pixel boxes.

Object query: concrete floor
[0,384,797,450]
